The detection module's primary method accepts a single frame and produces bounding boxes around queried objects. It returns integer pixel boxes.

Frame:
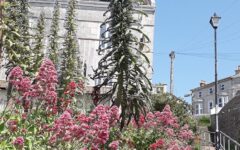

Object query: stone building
[152,83,167,94]
[191,66,240,117]
[28,0,156,86]
[0,0,156,103]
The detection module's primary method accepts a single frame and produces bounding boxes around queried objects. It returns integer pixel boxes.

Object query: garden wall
[211,95,240,142]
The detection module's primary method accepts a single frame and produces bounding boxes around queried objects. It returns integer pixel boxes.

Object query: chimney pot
[235,65,240,75]
[200,80,206,87]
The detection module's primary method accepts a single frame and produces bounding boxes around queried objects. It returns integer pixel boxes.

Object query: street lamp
[210,12,221,150]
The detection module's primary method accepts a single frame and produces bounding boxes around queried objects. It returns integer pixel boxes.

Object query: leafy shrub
[198,116,211,126]
[151,93,197,132]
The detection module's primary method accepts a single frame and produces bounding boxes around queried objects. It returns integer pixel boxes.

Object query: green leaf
[0,121,5,132]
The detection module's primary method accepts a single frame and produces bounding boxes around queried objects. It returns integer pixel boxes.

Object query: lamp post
[210,12,221,150]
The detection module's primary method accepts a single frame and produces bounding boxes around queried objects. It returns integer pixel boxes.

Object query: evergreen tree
[59,0,82,91]
[2,0,32,99]
[48,0,60,67]
[32,12,45,74]
[3,0,32,75]
[92,0,152,128]
[19,0,30,47]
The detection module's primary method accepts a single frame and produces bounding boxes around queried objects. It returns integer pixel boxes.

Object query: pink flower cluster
[9,67,31,93]
[179,124,193,140]
[132,105,179,129]
[9,59,58,113]
[131,105,193,149]
[7,120,18,132]
[64,81,84,97]
[149,139,164,150]
[13,136,24,148]
[49,105,119,149]
[60,81,85,110]
[108,140,119,150]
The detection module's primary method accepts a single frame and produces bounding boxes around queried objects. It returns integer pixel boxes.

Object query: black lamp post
[210,12,221,150]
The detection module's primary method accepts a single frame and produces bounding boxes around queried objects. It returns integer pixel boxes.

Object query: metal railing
[200,131,215,147]
[198,130,240,150]
[219,131,240,150]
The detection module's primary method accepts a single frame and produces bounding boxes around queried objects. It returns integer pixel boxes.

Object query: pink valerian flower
[8,59,58,113]
[149,139,164,150]
[109,140,119,150]
[64,81,84,97]
[182,146,192,150]
[49,105,120,149]
[50,110,75,143]
[178,125,193,140]
[7,120,18,132]
[13,136,24,148]
[9,67,23,79]
[165,128,175,137]
[9,67,31,93]
[21,113,27,120]
[25,59,58,112]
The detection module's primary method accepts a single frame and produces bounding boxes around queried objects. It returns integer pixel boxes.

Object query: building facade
[191,66,240,117]
[152,83,167,94]
[28,0,156,86]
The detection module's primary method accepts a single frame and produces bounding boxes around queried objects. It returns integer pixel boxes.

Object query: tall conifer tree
[32,12,45,74]
[3,0,32,75]
[2,0,32,99]
[48,0,60,67]
[59,0,82,91]
[92,0,152,128]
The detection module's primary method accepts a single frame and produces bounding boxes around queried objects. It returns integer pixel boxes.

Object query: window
[195,103,203,115]
[95,78,102,86]
[224,96,229,104]
[199,92,202,98]
[221,84,225,90]
[209,101,213,110]
[209,88,213,94]
[218,98,223,107]
[99,23,110,49]
[83,62,87,77]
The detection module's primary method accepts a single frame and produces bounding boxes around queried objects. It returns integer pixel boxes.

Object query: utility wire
[175,0,240,53]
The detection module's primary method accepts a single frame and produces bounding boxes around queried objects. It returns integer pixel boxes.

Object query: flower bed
[0,59,194,149]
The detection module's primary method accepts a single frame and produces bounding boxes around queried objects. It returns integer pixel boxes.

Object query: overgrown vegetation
[151,93,197,132]
[198,116,210,126]
[92,0,152,129]
[32,12,45,74]
[48,0,60,68]
[59,0,82,93]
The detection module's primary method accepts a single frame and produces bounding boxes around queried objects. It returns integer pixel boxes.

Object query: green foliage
[32,12,45,74]
[59,0,82,92]
[198,116,210,126]
[18,0,30,47]
[92,0,152,129]
[3,0,32,75]
[48,0,60,68]
[151,93,197,132]
[123,127,160,150]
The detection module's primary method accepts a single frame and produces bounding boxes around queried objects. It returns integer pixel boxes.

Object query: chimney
[235,65,240,75]
[200,80,206,87]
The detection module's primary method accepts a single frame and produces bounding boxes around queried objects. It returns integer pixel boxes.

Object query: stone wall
[211,95,240,142]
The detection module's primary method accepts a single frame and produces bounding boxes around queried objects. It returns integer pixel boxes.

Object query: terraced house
[191,66,240,116]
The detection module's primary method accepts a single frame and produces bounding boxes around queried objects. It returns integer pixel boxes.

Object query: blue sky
[152,0,240,103]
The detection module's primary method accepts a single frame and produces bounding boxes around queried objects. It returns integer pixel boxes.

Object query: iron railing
[219,131,240,150]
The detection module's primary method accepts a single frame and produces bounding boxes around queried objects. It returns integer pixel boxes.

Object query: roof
[191,74,240,92]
